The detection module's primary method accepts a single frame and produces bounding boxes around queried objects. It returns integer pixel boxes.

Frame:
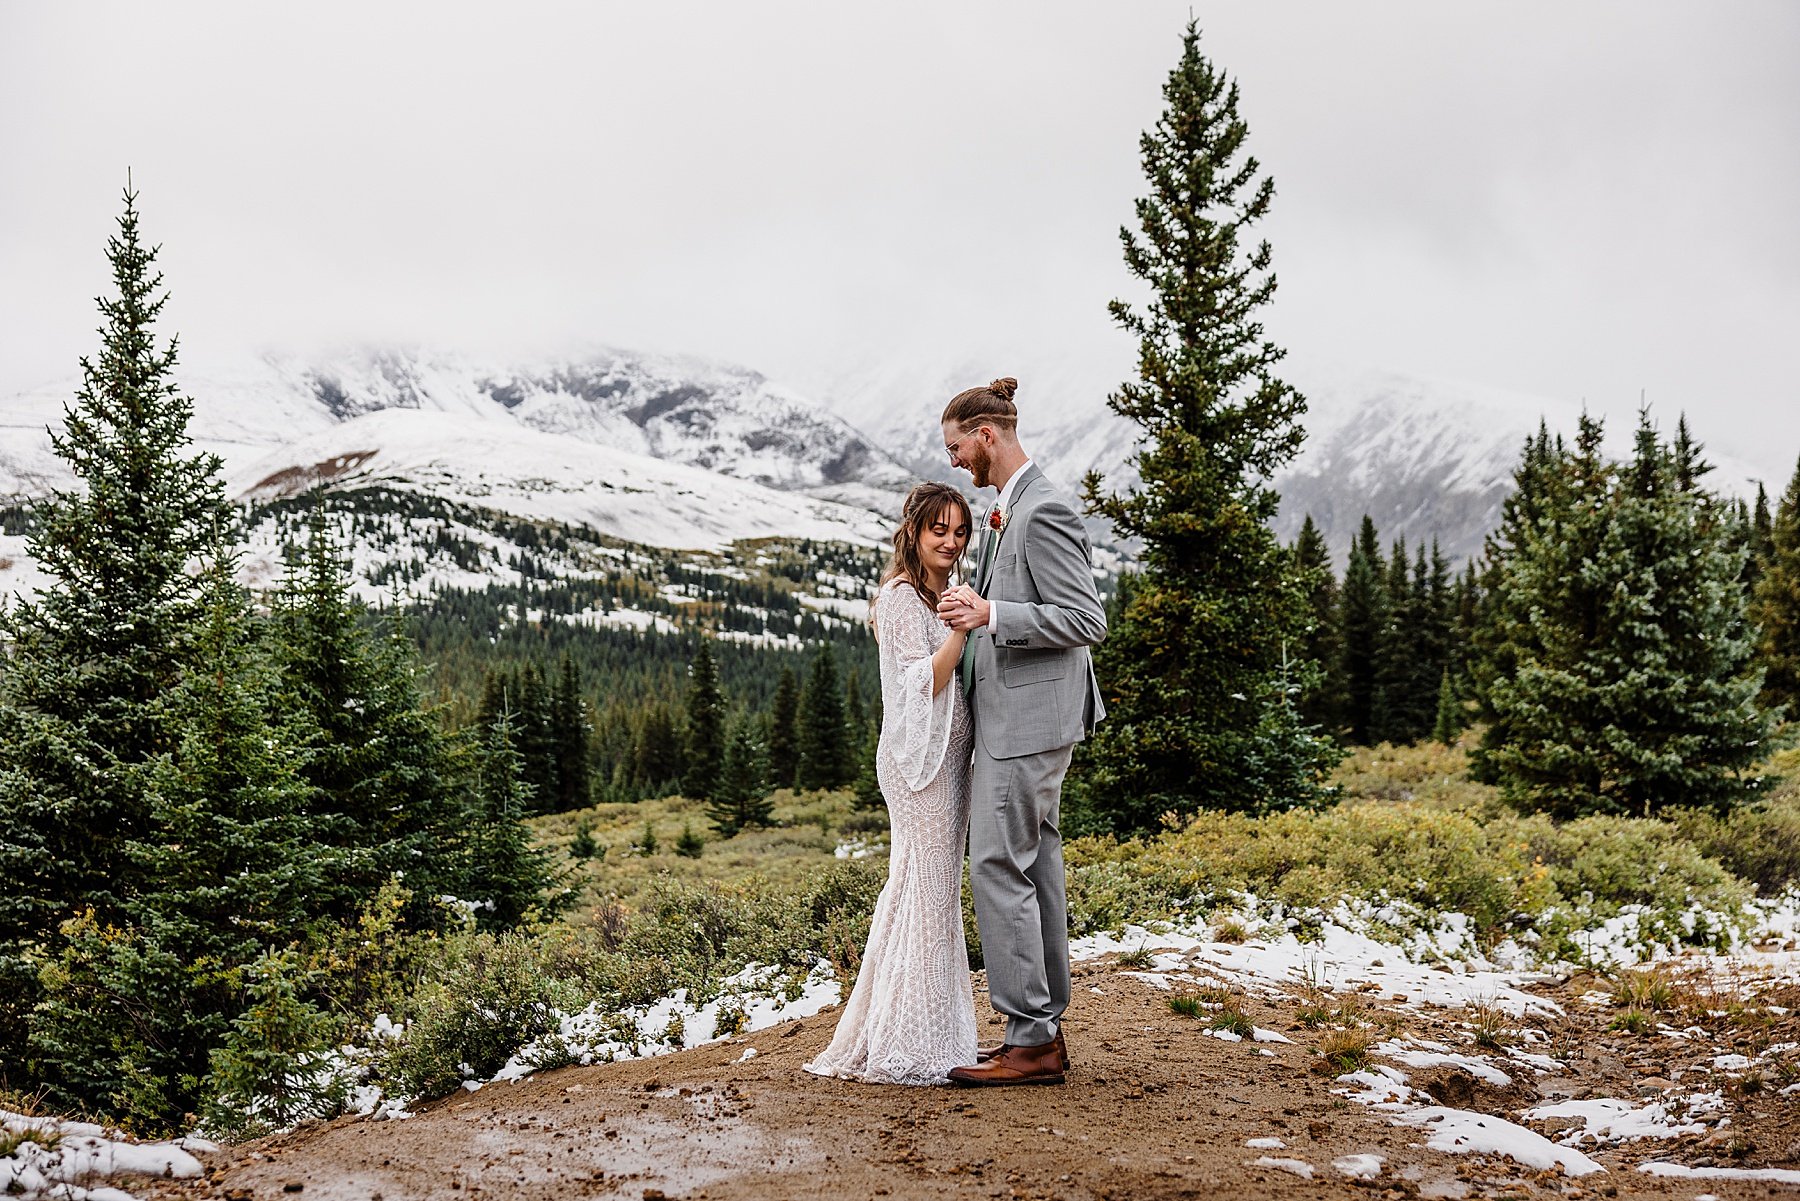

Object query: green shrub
[1667,796,1800,895]
[202,951,346,1139]
[380,932,573,1099]
[1063,795,1752,957]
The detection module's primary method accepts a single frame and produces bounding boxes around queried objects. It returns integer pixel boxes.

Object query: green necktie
[958,522,998,696]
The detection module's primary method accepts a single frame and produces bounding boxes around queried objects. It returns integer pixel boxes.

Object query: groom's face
[942,420,995,489]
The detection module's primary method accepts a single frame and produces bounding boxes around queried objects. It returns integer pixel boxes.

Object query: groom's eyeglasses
[945,429,982,462]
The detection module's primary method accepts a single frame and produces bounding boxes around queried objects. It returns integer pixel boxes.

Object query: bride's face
[919,503,971,577]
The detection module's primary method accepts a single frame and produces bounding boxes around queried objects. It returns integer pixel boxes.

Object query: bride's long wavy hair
[876,482,974,617]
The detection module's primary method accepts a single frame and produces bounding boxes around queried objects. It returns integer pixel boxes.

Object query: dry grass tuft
[1318,1027,1374,1072]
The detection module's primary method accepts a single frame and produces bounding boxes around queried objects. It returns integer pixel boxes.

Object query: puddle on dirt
[566,1108,822,1197]
[219,1102,820,1201]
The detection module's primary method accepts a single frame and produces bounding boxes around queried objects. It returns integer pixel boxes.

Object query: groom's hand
[937,586,990,632]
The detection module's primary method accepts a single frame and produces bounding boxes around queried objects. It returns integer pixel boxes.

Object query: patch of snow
[1250,1156,1315,1179]
[1393,1106,1606,1177]
[1244,1136,1286,1149]
[1638,1162,1800,1184]
[1373,1039,1512,1086]
[0,1110,205,1201]
[1333,1153,1385,1179]
[1524,1098,1707,1144]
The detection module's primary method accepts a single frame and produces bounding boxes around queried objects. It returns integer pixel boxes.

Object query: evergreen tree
[460,711,566,931]
[796,644,855,790]
[1751,454,1800,714]
[852,723,885,810]
[767,666,800,790]
[1292,515,1343,733]
[514,661,557,813]
[552,652,591,811]
[682,639,727,802]
[30,562,322,1127]
[1482,412,1778,816]
[0,184,235,1064]
[1432,668,1463,746]
[269,510,461,926]
[1077,22,1338,825]
[708,717,773,836]
[1468,422,1564,783]
[633,702,682,795]
[1337,516,1386,744]
[1369,537,1417,744]
[844,666,868,739]
[1748,482,1774,591]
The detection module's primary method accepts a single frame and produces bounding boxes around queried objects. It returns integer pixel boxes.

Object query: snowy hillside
[230,408,889,553]
[0,345,914,526]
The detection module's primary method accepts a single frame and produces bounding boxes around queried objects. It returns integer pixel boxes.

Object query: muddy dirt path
[147,954,1799,1201]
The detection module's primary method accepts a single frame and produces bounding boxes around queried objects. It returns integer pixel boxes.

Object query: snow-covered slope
[809,351,1770,567]
[0,346,915,521]
[267,346,914,512]
[230,408,888,552]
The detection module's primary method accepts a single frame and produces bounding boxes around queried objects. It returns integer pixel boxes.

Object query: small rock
[1539,1116,1586,1136]
[1632,1076,1675,1096]
[283,1185,304,1195]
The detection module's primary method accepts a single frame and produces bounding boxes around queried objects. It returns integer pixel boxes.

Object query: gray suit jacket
[970,464,1107,760]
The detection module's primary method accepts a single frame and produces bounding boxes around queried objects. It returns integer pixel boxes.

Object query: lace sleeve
[877,583,956,792]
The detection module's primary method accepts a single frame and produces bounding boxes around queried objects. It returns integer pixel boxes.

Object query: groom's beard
[965,447,994,490]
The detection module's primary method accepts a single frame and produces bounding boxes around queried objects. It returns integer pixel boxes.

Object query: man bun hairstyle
[942,376,1020,432]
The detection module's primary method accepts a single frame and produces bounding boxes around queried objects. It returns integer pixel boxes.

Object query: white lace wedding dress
[803,579,978,1085]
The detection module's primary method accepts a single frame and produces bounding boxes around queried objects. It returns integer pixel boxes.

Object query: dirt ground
[144,954,1800,1201]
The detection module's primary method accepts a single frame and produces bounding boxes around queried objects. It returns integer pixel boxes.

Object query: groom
[935,378,1107,1088]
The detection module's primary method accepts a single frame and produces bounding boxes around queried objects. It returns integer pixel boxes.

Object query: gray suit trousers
[968,740,1073,1047]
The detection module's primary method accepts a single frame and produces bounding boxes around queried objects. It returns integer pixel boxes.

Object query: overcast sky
[3,2,1797,477]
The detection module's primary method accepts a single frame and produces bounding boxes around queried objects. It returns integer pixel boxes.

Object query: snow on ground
[1071,910,1561,1020]
[1638,1161,1800,1184]
[1391,1106,1606,1177]
[343,961,844,1121]
[0,1109,211,1201]
[1249,1156,1315,1179]
[1522,1097,1712,1144]
[1092,892,1800,1181]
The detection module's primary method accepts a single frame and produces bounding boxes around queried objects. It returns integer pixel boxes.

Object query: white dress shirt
[984,459,1033,633]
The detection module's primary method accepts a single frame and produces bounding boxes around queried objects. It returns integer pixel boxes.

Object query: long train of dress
[803,579,978,1085]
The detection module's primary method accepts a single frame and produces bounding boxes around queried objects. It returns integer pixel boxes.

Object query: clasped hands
[936,585,989,633]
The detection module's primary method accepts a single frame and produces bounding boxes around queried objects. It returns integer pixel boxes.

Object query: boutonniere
[989,505,1008,533]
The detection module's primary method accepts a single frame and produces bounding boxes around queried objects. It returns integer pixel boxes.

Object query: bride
[804,482,979,1085]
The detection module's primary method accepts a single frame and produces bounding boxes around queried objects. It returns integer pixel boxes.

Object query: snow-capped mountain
[230,408,888,552]
[0,346,915,549]
[807,351,1771,567]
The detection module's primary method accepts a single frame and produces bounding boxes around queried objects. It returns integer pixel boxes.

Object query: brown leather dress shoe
[948,1038,1066,1087]
[976,1030,1070,1070]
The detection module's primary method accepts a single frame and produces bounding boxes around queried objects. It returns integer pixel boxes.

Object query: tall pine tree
[795,644,854,791]
[767,665,800,790]
[1337,516,1385,744]
[552,652,591,811]
[1078,22,1337,826]
[682,639,727,802]
[1292,515,1343,733]
[0,184,236,1065]
[708,717,774,837]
